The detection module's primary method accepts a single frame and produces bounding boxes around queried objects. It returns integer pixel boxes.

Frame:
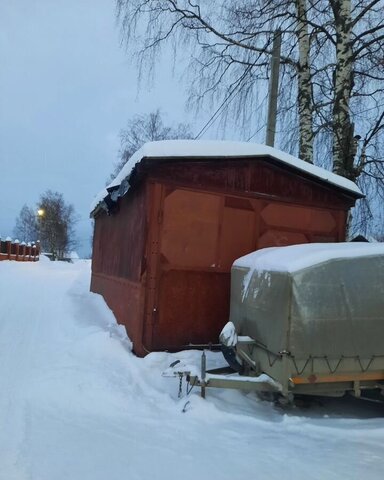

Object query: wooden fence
[0,238,40,262]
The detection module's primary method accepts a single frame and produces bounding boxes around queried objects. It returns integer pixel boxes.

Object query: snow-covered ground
[0,259,383,480]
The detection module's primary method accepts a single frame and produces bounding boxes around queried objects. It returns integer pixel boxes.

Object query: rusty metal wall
[92,186,146,282]
[92,157,355,355]
[146,182,347,351]
[144,158,356,210]
[152,269,230,350]
[91,274,144,352]
[91,186,147,354]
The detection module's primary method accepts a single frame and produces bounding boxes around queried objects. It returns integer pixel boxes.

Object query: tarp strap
[290,355,383,375]
[251,341,384,375]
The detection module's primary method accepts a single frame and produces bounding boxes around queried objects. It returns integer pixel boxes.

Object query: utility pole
[266,30,282,147]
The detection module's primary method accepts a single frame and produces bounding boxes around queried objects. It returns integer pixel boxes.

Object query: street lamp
[37,208,45,257]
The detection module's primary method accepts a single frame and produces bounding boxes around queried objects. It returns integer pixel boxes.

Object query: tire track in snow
[0,261,82,478]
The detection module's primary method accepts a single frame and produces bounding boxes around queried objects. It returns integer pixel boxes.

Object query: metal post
[201,350,206,399]
[266,30,282,147]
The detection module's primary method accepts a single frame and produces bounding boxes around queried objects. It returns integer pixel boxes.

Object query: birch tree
[116,0,384,230]
[330,0,355,178]
[330,1,384,182]
[295,0,314,162]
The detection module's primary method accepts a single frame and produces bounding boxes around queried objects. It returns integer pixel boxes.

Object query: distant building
[90,140,363,356]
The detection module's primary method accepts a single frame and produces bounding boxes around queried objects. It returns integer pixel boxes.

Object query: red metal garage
[90,140,363,356]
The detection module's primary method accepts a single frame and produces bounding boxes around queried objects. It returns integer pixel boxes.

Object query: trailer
[182,242,384,401]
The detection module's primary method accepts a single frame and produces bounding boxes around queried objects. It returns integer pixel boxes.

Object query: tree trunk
[295,0,314,163]
[331,0,355,180]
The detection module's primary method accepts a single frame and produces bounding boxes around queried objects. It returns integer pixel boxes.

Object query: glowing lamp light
[37,208,45,217]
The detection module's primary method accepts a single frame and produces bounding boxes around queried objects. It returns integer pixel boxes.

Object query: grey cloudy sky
[0,0,195,256]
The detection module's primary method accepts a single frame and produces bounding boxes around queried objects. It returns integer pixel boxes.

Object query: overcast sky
[0,0,197,256]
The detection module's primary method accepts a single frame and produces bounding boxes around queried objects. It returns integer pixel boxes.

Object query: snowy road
[0,259,383,479]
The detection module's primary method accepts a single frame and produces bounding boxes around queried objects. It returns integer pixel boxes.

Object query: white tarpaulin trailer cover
[231,243,384,359]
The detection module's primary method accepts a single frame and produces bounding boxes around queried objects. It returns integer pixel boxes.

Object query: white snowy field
[0,259,383,480]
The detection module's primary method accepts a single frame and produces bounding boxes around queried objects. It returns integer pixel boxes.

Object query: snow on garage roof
[90,140,363,214]
[234,242,384,274]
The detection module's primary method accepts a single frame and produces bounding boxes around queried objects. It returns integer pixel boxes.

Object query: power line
[246,123,266,142]
[194,89,238,139]
[354,101,384,116]
[194,65,253,140]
